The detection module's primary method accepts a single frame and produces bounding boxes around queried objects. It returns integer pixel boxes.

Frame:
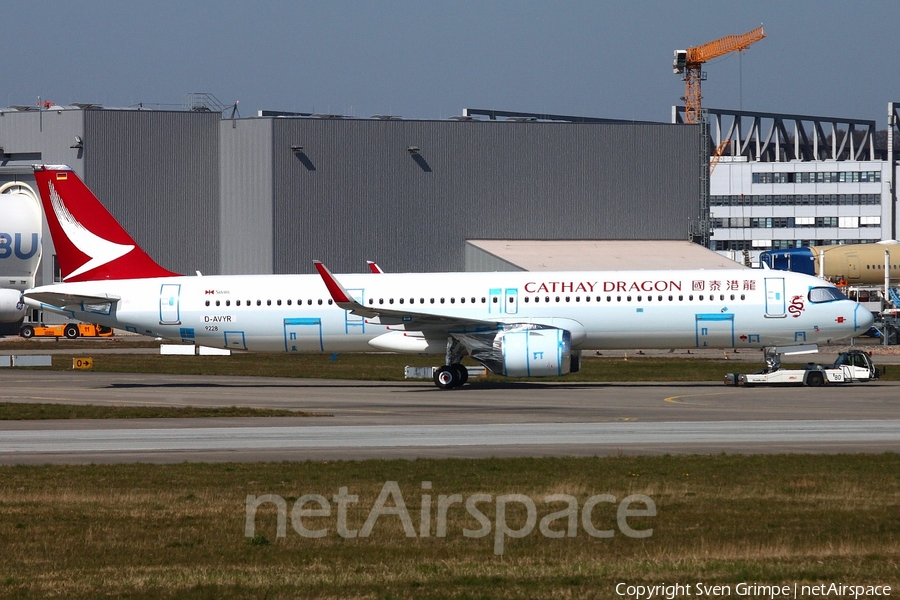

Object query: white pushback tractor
[725,348,881,387]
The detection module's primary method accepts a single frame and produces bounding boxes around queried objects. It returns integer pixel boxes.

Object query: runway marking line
[664,392,736,406]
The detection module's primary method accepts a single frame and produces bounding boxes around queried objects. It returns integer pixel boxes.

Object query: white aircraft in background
[25,165,873,388]
[0,181,42,327]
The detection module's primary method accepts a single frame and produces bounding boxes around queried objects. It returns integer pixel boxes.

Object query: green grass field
[19,350,897,382]
[0,402,324,420]
[1,455,898,599]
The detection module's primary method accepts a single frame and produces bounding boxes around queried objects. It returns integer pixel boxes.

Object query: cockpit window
[808,286,847,303]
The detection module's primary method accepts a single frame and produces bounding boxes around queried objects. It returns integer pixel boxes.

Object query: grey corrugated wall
[3,109,700,280]
[267,118,700,274]
[219,119,273,274]
[84,110,220,275]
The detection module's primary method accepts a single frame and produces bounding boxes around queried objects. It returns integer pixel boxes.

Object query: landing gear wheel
[434,366,458,390]
[451,363,468,386]
[64,324,79,339]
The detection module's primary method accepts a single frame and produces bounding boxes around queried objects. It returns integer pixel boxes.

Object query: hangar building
[0,102,703,286]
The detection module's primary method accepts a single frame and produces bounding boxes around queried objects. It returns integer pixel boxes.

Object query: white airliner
[0,181,42,325]
[25,165,874,388]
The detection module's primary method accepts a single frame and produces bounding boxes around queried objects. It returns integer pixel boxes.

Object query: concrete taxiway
[0,371,899,463]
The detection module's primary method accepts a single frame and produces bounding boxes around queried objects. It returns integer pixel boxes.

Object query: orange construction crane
[673,26,765,124]
[709,139,730,174]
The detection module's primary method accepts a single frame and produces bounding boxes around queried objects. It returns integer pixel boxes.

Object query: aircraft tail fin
[32,165,180,281]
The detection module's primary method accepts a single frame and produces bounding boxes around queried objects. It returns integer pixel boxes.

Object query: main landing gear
[433,364,469,389]
[433,337,469,389]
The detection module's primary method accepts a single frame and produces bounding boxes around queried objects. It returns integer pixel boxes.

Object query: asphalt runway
[1,371,899,463]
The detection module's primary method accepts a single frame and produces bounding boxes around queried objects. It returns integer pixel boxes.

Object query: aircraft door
[764,277,786,317]
[846,253,861,280]
[695,314,735,347]
[489,288,502,314]
[224,331,247,350]
[344,288,365,333]
[283,317,324,351]
[159,284,181,325]
[504,288,519,314]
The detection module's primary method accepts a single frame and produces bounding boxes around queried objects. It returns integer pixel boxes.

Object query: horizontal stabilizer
[25,290,120,310]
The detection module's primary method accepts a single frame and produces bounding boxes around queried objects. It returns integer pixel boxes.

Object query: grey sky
[5,1,899,126]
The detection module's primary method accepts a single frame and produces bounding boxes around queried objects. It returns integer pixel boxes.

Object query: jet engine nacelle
[500,326,573,377]
[0,182,43,291]
[0,288,26,323]
[459,325,577,378]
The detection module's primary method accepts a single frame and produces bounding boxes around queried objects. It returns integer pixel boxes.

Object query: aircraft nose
[855,303,875,331]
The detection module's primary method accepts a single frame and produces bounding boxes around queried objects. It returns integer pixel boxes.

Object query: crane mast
[674,26,765,124]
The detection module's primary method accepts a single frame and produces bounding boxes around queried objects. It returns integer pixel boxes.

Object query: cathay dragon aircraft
[25,165,874,388]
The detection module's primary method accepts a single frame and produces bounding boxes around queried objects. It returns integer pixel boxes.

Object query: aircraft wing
[314,261,495,330]
[24,290,121,311]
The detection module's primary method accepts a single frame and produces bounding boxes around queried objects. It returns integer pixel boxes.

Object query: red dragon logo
[788,295,805,318]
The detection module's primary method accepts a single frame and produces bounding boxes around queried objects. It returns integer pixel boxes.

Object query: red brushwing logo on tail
[47,181,136,280]
[33,166,180,281]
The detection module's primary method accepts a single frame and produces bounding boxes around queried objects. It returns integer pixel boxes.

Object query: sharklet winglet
[313,261,355,306]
